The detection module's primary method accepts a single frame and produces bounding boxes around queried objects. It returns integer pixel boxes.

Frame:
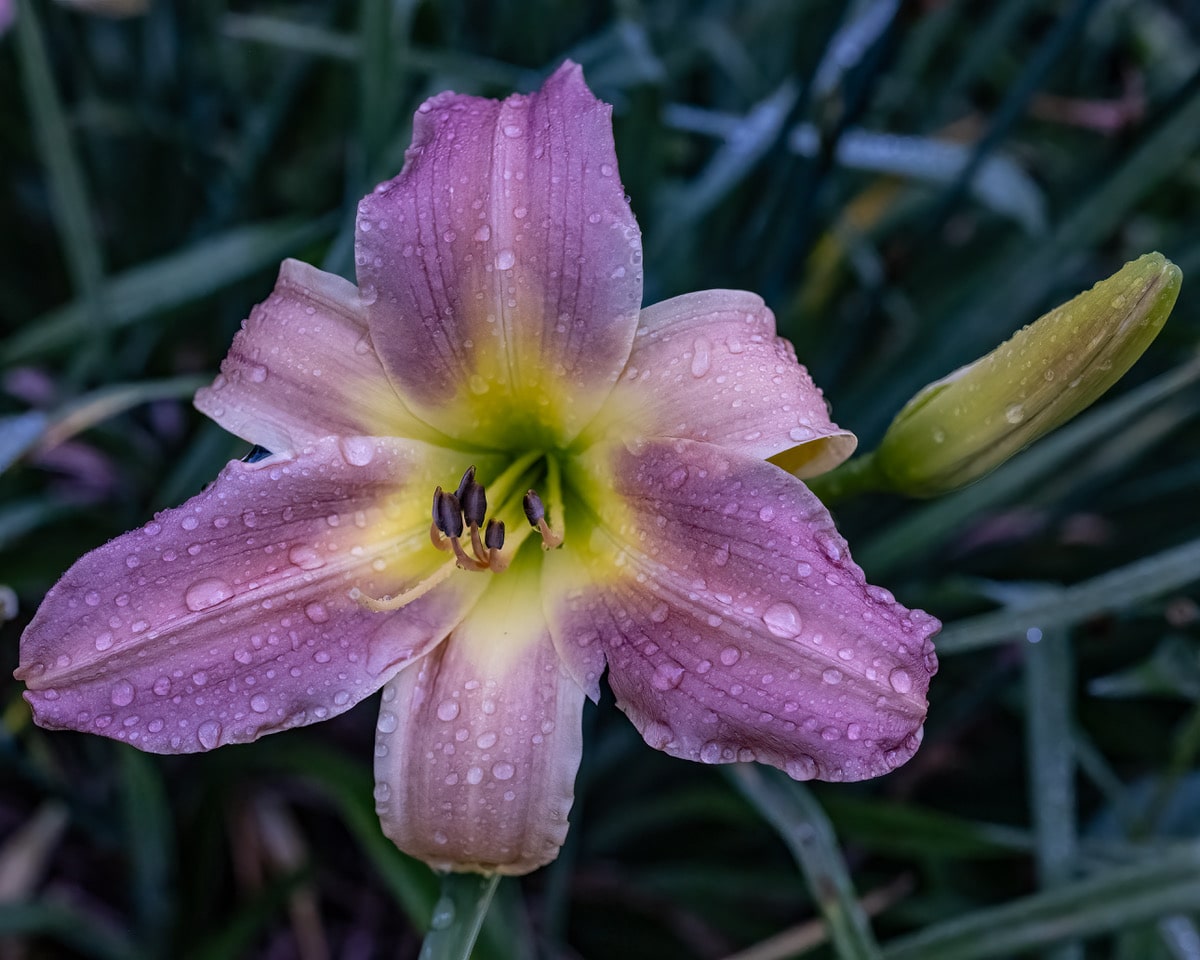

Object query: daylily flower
[17,63,938,875]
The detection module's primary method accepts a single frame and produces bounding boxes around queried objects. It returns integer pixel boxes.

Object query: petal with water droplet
[374,546,583,875]
[588,289,855,477]
[194,259,434,455]
[17,437,496,753]
[356,62,643,448]
[546,438,939,782]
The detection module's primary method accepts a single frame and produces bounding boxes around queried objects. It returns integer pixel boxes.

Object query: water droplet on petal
[474,225,491,242]
[250,694,270,713]
[821,668,842,685]
[762,602,802,639]
[785,754,817,780]
[719,646,741,666]
[377,710,398,733]
[339,437,375,466]
[197,720,222,750]
[699,741,723,763]
[1005,404,1026,424]
[304,602,330,624]
[94,632,114,652]
[185,578,234,612]
[84,591,100,606]
[495,249,515,270]
[889,667,913,694]
[652,661,685,690]
[288,545,325,570]
[247,364,268,383]
[436,699,460,722]
[690,337,712,377]
[111,679,135,706]
[492,762,515,781]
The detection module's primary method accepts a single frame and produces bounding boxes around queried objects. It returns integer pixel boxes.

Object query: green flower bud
[875,253,1182,498]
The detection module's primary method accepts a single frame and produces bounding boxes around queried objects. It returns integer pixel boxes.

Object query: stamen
[353,560,457,612]
[432,487,464,539]
[429,520,450,551]
[523,489,563,549]
[484,519,509,572]
[450,536,487,571]
[454,465,477,502]
[460,480,488,529]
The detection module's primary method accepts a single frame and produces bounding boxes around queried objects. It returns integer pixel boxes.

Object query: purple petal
[194,259,437,455]
[590,290,856,477]
[18,437,498,752]
[548,438,939,781]
[374,549,584,874]
[356,61,643,445]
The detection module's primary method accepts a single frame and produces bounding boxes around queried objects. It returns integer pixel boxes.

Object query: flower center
[352,452,565,614]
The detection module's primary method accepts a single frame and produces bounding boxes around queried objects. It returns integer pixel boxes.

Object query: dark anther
[484,519,506,550]
[461,480,488,528]
[454,465,477,502]
[432,488,464,539]
[522,490,546,527]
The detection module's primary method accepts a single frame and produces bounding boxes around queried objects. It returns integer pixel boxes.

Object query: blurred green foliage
[2,1,1200,958]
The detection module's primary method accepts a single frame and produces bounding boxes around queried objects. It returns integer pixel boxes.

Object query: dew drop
[492,761,515,781]
[94,632,114,652]
[377,710,398,733]
[304,602,330,624]
[762,602,802,639]
[796,561,813,578]
[111,679,135,707]
[821,668,842,685]
[785,754,817,780]
[889,667,913,694]
[474,224,491,242]
[719,645,741,666]
[466,767,484,785]
[247,364,268,383]
[649,602,669,623]
[288,545,325,570]
[185,578,234,612]
[495,249,515,270]
[502,123,522,138]
[250,694,270,713]
[436,699,460,722]
[430,897,456,931]
[690,337,712,377]
[1005,404,1026,424]
[84,591,101,606]
[197,720,222,750]
[339,436,375,466]
[652,661,685,691]
[476,731,497,749]
[699,741,722,763]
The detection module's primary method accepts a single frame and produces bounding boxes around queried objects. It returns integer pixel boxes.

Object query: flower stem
[803,450,887,505]
[729,764,882,960]
[418,872,501,960]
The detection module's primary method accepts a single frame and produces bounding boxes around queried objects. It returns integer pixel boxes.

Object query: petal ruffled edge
[18,437,498,753]
[588,289,855,477]
[194,259,438,455]
[355,61,644,449]
[548,437,938,782]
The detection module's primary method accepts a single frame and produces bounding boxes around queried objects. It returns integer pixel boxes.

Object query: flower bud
[875,253,1182,498]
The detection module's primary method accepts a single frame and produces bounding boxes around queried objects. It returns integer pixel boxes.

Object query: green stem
[418,872,501,960]
[729,765,883,960]
[804,451,887,505]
